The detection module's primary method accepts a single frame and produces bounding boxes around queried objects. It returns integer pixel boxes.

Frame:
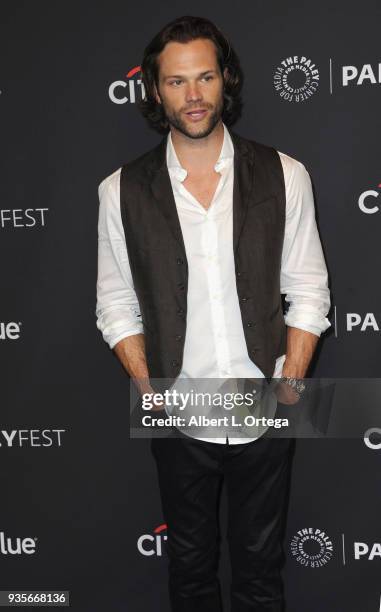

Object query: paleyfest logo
[274,55,320,102]
[290,527,333,567]
[109,65,145,104]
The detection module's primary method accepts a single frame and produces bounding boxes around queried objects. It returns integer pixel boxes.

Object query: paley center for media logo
[345,312,380,333]
[290,528,381,566]
[109,66,145,104]
[331,306,381,337]
[340,62,381,88]
[364,427,381,450]
[273,56,320,102]
[290,527,333,567]
[273,56,381,101]
[137,523,167,557]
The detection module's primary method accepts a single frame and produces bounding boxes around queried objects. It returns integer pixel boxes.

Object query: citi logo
[109,66,145,104]
[137,522,167,556]
[342,62,381,87]
[0,532,37,555]
[0,322,21,340]
[364,428,381,450]
[346,313,380,332]
[358,184,381,214]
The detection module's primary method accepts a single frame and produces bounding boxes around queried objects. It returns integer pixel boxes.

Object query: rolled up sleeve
[279,153,331,337]
[95,169,143,349]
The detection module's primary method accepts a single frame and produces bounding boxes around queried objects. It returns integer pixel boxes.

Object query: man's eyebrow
[163,69,217,79]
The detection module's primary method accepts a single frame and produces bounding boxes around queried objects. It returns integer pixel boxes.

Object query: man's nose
[185,81,202,102]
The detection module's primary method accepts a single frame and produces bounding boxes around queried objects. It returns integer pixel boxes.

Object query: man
[95,15,331,612]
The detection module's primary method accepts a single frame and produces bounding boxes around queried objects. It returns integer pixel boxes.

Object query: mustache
[182,104,212,112]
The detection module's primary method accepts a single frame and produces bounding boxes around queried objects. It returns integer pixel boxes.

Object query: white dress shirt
[96,123,331,444]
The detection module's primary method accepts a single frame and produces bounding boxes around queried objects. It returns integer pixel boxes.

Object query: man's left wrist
[281,359,306,380]
[279,376,306,396]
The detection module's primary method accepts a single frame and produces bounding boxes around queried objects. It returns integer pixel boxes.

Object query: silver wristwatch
[279,377,306,395]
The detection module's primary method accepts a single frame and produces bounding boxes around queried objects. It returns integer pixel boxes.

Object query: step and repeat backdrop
[1,1,380,610]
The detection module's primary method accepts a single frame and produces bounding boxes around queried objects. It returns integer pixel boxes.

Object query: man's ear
[153,83,161,104]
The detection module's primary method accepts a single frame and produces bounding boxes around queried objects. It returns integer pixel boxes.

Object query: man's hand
[150,393,167,412]
[273,325,319,404]
[113,333,164,410]
[273,380,301,405]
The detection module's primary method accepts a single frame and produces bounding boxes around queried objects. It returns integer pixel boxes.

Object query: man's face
[154,38,227,139]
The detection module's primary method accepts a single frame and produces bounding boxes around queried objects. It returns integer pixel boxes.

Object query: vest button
[177,307,184,315]
[249,347,260,355]
[176,258,184,265]
[175,334,183,341]
[241,297,248,302]
[178,282,185,290]
[171,359,179,367]
[237,271,241,277]
[247,321,254,327]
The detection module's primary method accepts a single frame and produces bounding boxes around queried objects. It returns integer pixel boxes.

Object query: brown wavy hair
[138,15,244,134]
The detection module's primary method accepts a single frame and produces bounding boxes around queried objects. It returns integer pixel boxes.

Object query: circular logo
[364,427,381,450]
[273,55,320,102]
[290,528,333,567]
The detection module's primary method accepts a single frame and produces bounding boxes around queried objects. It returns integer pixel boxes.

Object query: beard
[161,94,224,139]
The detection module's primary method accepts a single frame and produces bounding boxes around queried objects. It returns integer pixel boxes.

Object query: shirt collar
[166,122,234,182]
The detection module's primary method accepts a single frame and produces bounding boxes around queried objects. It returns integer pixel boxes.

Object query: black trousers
[150,427,295,612]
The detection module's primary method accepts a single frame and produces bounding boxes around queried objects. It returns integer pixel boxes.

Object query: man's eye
[202,75,213,81]
[170,80,182,86]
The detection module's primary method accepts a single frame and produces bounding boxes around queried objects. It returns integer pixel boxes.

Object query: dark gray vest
[120,128,287,385]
